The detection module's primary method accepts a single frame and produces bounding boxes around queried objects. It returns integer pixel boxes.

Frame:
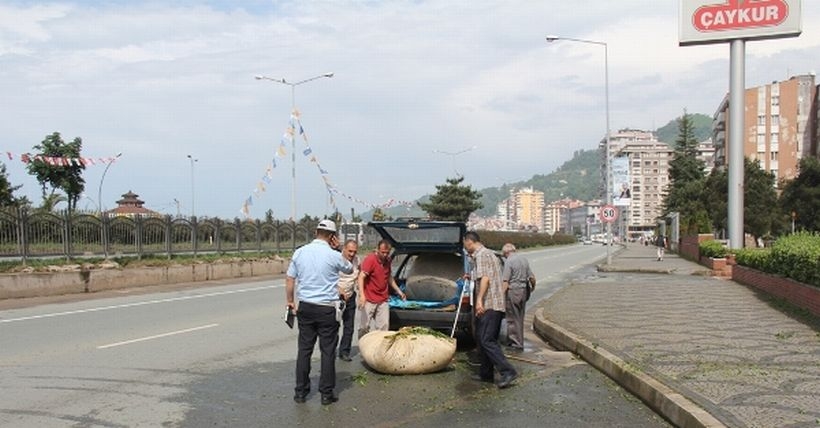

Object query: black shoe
[497,372,518,389]
[293,394,307,403]
[339,354,352,361]
[321,394,338,405]
[470,374,494,383]
[506,346,524,353]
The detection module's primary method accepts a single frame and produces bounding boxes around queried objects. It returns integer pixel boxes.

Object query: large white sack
[404,275,457,301]
[359,327,457,375]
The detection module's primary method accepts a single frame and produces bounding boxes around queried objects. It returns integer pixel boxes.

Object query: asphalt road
[0,243,670,427]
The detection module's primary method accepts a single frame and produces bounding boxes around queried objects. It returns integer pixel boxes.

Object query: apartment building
[713,74,817,185]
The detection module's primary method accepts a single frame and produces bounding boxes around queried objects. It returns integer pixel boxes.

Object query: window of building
[757,115,765,126]
[771,115,780,126]
[772,95,780,106]
[770,152,778,161]
[757,133,765,145]
[771,133,779,144]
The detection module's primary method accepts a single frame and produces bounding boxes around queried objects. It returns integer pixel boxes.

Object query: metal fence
[0,208,319,262]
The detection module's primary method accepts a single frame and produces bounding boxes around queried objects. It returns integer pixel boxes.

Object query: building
[713,74,818,185]
[104,190,161,217]
[513,187,544,232]
[619,139,674,231]
[544,198,584,235]
[697,138,716,176]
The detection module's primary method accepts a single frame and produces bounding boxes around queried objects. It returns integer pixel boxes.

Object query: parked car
[368,220,474,338]
[582,237,593,245]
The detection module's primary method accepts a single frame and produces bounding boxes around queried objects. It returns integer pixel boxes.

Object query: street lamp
[97,152,123,215]
[432,145,477,176]
[187,154,198,218]
[255,72,334,222]
[546,35,612,265]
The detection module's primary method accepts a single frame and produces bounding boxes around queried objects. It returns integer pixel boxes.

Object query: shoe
[497,372,518,389]
[339,354,352,362]
[470,374,494,383]
[293,394,307,403]
[321,394,338,405]
[506,346,524,353]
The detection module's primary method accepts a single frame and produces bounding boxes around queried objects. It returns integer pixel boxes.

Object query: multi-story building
[713,74,817,185]
[697,138,716,176]
[514,187,544,232]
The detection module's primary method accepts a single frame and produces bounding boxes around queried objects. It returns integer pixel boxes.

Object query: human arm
[357,270,367,308]
[390,276,406,301]
[475,276,489,317]
[286,276,296,311]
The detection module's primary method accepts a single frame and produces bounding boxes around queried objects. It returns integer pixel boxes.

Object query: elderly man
[501,243,535,351]
[337,240,360,362]
[286,220,354,405]
[465,231,518,389]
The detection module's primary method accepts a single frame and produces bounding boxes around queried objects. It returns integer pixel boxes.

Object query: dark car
[367,220,474,338]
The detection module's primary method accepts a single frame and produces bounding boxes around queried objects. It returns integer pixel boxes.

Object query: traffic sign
[600,205,619,223]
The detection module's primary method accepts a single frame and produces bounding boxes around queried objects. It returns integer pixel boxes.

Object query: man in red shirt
[357,239,406,337]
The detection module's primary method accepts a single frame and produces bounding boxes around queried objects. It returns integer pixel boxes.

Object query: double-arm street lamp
[432,145,477,177]
[546,35,612,265]
[255,72,334,222]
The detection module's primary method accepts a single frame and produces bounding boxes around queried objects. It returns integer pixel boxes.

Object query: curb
[596,265,677,274]
[533,308,726,428]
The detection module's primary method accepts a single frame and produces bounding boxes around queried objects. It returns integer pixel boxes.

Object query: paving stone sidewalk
[540,244,820,428]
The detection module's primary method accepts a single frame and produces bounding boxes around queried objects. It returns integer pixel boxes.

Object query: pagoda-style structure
[104,190,160,217]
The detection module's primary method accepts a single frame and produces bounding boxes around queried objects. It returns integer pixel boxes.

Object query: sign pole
[728,39,745,249]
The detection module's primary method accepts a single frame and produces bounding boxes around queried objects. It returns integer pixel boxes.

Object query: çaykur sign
[680,0,801,46]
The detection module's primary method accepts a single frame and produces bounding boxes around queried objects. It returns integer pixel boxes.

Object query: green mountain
[656,113,714,144]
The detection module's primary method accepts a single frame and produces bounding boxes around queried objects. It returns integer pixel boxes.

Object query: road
[0,244,670,427]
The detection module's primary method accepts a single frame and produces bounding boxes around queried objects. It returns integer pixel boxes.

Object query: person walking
[501,243,535,352]
[655,234,667,261]
[464,232,518,389]
[285,220,354,405]
[357,239,406,338]
[337,240,360,362]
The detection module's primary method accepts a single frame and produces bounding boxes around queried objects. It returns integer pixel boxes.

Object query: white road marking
[0,284,282,324]
[97,323,219,349]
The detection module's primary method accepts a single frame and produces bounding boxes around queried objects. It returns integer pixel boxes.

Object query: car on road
[582,237,593,245]
[368,220,474,338]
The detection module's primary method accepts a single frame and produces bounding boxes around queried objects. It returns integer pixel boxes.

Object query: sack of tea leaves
[404,275,458,301]
[358,327,456,375]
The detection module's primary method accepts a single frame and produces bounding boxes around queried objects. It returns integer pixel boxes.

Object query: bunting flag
[239,112,413,219]
[0,151,119,166]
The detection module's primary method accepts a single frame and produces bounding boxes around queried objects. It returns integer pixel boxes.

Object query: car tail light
[460,294,472,309]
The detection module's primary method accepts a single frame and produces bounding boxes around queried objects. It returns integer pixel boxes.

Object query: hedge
[699,240,729,258]
[734,232,820,288]
[478,231,576,251]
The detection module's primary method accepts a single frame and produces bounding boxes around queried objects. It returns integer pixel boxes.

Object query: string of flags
[2,151,119,166]
[240,110,415,219]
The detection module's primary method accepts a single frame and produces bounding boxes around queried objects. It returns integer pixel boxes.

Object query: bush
[769,232,820,287]
[478,230,576,251]
[734,247,771,272]
[699,240,729,258]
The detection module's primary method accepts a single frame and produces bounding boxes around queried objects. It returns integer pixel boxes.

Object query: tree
[418,176,482,221]
[26,132,86,212]
[664,111,709,234]
[371,207,387,221]
[703,158,780,241]
[780,157,820,232]
[0,162,24,207]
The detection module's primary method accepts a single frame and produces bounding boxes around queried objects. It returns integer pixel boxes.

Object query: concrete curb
[533,308,726,428]
[596,265,677,274]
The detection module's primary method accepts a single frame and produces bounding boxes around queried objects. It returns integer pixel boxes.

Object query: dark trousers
[295,301,338,396]
[475,309,517,379]
[338,292,357,357]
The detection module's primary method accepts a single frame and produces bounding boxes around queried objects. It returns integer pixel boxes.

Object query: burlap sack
[404,275,457,301]
[359,327,457,375]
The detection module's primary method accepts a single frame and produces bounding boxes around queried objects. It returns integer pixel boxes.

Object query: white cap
[316,219,337,233]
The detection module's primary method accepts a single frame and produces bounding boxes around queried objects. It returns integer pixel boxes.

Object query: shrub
[734,247,771,272]
[699,240,729,258]
[478,230,576,251]
[768,232,820,287]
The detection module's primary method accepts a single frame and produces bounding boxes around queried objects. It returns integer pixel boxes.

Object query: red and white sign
[600,205,619,224]
[680,0,801,46]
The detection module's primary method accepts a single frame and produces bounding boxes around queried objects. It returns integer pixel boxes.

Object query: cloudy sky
[1,1,818,220]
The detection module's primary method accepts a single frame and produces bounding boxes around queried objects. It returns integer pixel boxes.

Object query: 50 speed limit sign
[600,205,619,223]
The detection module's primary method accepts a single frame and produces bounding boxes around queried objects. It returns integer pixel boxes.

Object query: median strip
[97,323,219,349]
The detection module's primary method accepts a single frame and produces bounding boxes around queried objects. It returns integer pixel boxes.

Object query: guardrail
[0,208,319,262]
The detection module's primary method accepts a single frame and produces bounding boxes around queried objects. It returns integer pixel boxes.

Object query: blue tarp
[388,278,465,309]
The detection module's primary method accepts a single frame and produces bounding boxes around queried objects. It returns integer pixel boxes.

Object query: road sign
[600,205,618,223]
[680,0,802,46]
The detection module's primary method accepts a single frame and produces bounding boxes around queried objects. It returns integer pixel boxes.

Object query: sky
[1,1,819,220]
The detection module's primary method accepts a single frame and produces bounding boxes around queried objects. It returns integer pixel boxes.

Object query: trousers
[338,292,357,357]
[358,300,389,339]
[295,301,338,396]
[475,309,517,379]
[505,287,527,348]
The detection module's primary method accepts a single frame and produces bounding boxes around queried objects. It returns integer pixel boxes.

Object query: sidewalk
[534,244,820,428]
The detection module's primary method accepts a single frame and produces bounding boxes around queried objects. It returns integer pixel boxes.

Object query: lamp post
[255,72,334,223]
[97,152,123,215]
[187,154,197,218]
[546,35,612,265]
[432,145,477,177]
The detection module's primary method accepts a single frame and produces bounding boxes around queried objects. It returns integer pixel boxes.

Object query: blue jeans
[475,309,517,379]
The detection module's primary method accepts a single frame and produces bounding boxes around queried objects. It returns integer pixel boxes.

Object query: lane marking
[97,323,219,349]
[0,284,282,324]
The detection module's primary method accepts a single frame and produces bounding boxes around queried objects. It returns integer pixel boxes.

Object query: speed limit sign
[600,205,619,223]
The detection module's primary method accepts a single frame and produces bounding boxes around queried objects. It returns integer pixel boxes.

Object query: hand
[357,295,365,309]
[329,234,340,249]
[475,301,485,317]
[399,291,406,301]
[287,302,295,311]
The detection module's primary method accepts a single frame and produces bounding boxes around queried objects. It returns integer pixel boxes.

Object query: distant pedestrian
[465,232,518,389]
[286,220,354,405]
[655,234,667,261]
[501,243,535,352]
[337,240,360,362]
[357,239,406,338]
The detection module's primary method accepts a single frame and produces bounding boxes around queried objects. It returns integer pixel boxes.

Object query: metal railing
[0,208,319,262]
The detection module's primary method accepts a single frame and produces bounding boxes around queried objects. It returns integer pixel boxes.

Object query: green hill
[656,113,713,144]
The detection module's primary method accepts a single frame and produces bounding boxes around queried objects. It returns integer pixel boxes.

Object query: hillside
[656,113,714,144]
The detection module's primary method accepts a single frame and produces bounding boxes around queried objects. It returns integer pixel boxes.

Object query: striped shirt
[470,245,505,312]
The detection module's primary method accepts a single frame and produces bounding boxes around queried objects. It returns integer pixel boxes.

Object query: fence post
[63,209,71,261]
[135,214,144,260]
[234,218,241,252]
[164,215,172,259]
[255,219,262,252]
[275,221,281,254]
[101,214,110,259]
[191,216,198,257]
[215,219,223,254]
[17,207,28,266]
